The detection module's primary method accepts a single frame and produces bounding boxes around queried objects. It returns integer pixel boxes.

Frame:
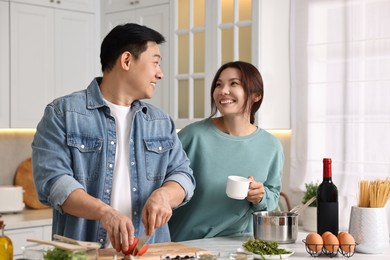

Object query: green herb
[242,239,292,260]
[302,181,319,207]
[43,248,87,260]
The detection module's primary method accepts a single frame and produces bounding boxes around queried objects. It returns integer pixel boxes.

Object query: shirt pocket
[66,133,103,182]
[67,133,103,152]
[144,138,174,181]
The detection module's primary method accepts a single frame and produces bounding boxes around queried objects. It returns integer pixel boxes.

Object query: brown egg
[339,232,356,253]
[306,232,323,252]
[337,231,348,241]
[323,233,339,253]
[321,231,333,241]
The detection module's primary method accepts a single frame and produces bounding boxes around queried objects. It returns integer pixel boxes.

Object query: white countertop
[181,231,390,259]
[1,208,52,230]
[1,209,389,259]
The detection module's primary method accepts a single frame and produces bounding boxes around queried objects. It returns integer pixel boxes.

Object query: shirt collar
[86,77,148,114]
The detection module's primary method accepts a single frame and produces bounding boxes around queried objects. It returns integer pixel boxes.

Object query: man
[32,23,195,253]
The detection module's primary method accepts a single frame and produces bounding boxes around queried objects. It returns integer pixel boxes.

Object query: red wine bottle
[317,158,339,236]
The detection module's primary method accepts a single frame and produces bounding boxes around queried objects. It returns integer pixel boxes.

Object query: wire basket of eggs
[303,231,357,258]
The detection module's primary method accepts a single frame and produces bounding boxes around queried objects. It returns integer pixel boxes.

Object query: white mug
[226,175,251,200]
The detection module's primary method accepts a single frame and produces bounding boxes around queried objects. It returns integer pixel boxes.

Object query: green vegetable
[242,239,292,260]
[44,248,87,260]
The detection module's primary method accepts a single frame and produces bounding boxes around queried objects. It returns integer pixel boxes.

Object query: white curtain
[290,0,390,231]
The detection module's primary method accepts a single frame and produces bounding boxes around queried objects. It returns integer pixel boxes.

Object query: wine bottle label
[317,202,339,236]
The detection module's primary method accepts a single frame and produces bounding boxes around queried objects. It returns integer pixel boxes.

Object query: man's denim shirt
[32,78,195,246]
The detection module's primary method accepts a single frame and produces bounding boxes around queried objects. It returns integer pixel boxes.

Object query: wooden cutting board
[14,157,50,209]
[98,242,206,260]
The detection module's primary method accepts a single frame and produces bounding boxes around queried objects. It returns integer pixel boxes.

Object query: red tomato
[122,237,139,255]
[136,244,149,256]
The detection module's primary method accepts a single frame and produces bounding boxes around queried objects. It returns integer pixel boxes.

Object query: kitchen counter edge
[1,208,52,230]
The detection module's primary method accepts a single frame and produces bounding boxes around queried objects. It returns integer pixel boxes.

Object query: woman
[169,61,284,241]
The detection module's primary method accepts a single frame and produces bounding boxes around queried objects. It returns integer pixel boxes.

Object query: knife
[133,232,150,255]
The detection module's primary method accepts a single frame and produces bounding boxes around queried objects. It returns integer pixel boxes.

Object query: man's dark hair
[100,23,165,72]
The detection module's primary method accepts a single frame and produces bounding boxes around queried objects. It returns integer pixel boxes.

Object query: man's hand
[100,206,135,253]
[61,189,136,253]
[141,182,185,235]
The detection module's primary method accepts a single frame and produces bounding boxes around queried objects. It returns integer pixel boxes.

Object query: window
[290,0,390,230]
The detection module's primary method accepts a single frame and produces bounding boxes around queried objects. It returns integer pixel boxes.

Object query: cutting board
[98,242,206,260]
[14,157,49,209]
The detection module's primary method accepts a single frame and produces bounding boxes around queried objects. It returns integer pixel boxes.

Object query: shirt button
[130,139,133,143]
[109,164,113,168]
[134,211,137,215]
[131,162,135,166]
[106,189,110,194]
[110,141,114,145]
[158,146,162,151]
[132,187,137,192]
[99,238,104,243]
[81,144,85,149]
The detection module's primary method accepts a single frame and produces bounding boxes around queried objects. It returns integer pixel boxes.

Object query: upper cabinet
[171,0,290,129]
[10,0,96,13]
[9,0,99,128]
[3,0,290,128]
[102,0,170,114]
[0,0,9,128]
[103,0,168,13]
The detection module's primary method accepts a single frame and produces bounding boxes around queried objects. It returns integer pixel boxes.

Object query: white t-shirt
[105,99,133,218]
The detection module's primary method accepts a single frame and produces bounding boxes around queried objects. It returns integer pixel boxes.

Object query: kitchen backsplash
[0,130,35,186]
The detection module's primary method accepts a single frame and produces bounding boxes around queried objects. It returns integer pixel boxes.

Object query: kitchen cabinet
[10,0,96,13]
[2,208,52,259]
[6,225,52,258]
[102,0,170,113]
[10,1,99,128]
[0,0,9,128]
[103,0,168,13]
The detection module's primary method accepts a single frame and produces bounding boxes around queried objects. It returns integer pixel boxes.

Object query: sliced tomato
[122,237,139,255]
[136,244,149,256]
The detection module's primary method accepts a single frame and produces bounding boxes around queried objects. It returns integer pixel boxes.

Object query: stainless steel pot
[252,211,298,244]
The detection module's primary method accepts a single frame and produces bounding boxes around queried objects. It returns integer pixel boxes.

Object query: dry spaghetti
[358,178,390,208]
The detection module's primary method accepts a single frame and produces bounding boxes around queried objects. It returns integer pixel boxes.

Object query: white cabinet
[5,225,52,258]
[102,1,170,113]
[103,0,168,13]
[10,1,99,128]
[0,0,9,128]
[10,0,96,13]
[2,208,53,259]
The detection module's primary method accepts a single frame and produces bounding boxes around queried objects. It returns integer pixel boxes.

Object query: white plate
[237,247,294,259]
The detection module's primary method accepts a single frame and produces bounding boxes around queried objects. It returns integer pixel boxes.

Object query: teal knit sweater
[169,118,284,241]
